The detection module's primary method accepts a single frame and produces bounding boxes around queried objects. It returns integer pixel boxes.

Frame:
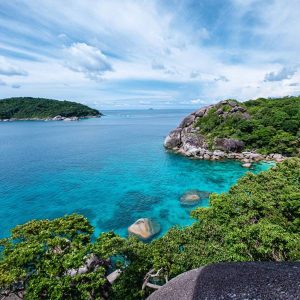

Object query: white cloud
[1,0,300,107]
[264,66,297,82]
[0,79,7,86]
[151,61,165,70]
[195,28,210,40]
[64,43,113,81]
[190,98,206,105]
[0,57,28,76]
[214,75,229,82]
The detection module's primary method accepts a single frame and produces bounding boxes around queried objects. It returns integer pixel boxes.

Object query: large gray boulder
[147,262,300,300]
[214,138,244,152]
[181,128,207,149]
[164,129,182,149]
[128,218,161,240]
[179,114,195,128]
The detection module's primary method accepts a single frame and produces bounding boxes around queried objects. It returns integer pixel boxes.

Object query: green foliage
[195,96,300,156]
[0,97,101,119]
[0,214,108,299]
[1,159,300,299]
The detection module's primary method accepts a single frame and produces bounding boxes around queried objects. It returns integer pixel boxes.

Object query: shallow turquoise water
[0,110,271,238]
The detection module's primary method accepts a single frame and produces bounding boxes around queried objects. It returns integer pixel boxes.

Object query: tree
[0,214,109,300]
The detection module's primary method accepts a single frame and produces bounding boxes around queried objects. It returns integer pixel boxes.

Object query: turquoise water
[0,110,271,238]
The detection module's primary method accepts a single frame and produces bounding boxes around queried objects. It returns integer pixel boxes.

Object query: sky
[0,0,300,109]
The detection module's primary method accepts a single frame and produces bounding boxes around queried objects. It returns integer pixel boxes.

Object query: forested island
[164,96,300,163]
[0,97,101,121]
[1,158,299,299]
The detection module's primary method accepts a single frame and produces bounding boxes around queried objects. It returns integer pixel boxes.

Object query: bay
[0,110,270,238]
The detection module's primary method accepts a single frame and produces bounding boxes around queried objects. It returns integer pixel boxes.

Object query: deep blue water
[0,110,271,239]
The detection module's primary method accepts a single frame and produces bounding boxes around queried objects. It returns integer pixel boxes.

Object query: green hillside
[196,96,300,156]
[0,97,101,119]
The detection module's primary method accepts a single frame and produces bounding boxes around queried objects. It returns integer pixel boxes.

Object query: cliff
[164,97,300,163]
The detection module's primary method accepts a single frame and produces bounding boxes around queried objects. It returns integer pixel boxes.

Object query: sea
[0,110,271,239]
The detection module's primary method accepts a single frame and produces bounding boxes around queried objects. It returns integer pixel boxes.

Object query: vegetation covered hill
[196,96,300,156]
[0,97,101,119]
[1,158,299,299]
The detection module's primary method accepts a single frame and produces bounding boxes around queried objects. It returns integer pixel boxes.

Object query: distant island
[164,96,300,165]
[0,97,102,121]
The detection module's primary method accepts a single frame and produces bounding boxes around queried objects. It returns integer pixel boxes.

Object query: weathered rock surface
[164,129,182,148]
[164,100,286,163]
[66,254,105,276]
[147,262,300,300]
[128,218,161,240]
[214,138,244,152]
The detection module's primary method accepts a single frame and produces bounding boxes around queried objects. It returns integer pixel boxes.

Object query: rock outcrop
[66,254,107,276]
[128,218,161,240]
[164,100,286,163]
[214,138,244,152]
[147,262,300,300]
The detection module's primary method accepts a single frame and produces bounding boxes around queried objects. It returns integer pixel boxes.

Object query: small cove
[0,110,271,238]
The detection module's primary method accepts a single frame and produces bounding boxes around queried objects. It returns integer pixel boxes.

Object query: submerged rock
[128,218,161,240]
[180,190,211,206]
[242,162,252,168]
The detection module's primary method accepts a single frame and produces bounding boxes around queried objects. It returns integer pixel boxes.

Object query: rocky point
[164,100,285,165]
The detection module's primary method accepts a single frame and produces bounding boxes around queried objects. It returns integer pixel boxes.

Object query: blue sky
[0,0,300,109]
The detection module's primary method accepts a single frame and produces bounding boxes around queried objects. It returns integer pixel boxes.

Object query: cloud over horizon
[0,57,28,76]
[0,0,300,108]
[264,67,297,82]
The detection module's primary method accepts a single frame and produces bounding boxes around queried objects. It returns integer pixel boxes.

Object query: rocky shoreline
[0,115,101,122]
[164,100,286,167]
[171,147,285,167]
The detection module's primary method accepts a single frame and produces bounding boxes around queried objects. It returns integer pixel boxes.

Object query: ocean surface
[0,110,271,239]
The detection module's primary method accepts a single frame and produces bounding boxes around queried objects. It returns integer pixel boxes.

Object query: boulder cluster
[48,115,79,121]
[164,100,285,166]
[0,115,101,122]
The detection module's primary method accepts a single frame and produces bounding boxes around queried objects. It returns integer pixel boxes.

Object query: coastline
[0,115,101,122]
[165,146,285,167]
[163,100,287,167]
